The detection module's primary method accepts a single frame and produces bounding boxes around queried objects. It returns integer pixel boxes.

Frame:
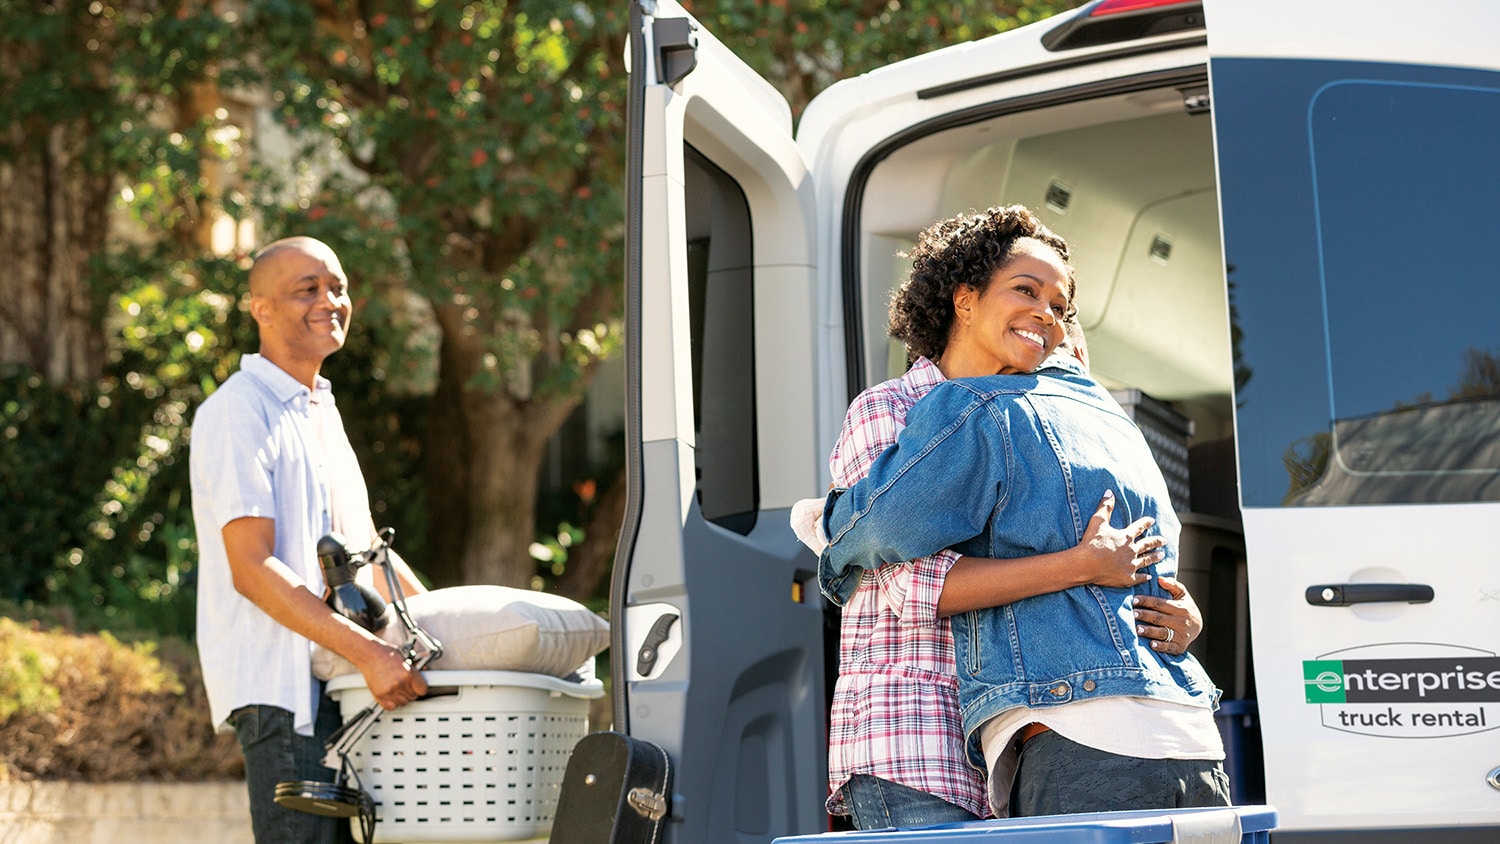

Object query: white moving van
[611,1,1500,840]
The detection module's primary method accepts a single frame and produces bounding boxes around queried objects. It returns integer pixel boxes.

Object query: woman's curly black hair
[888,205,1074,364]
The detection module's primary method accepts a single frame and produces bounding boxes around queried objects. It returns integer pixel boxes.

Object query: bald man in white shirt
[191,236,427,843]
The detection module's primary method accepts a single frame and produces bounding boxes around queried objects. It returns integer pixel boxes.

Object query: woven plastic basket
[326,670,603,842]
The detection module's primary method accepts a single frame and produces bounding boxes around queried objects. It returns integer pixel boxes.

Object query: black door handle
[1305,583,1434,607]
[635,612,680,677]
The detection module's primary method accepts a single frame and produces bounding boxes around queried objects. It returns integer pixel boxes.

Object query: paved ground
[0,781,555,843]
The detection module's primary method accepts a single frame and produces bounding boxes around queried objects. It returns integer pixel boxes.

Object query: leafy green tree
[2,0,1091,627]
[1454,348,1500,400]
[1,0,131,382]
[0,0,435,630]
[233,0,1086,592]
[237,2,630,588]
[0,0,246,632]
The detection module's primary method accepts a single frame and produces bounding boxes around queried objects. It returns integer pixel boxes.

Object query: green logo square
[1303,660,1345,703]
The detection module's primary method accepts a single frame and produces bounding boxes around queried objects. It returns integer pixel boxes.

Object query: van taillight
[1042,0,1204,51]
[1090,0,1199,16]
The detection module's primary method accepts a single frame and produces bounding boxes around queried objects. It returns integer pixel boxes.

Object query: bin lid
[325,669,605,699]
[772,805,1277,843]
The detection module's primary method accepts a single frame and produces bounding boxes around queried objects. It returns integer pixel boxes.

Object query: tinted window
[1215,60,1500,506]
[684,146,758,531]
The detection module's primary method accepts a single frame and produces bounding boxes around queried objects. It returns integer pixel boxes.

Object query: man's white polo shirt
[190,354,372,736]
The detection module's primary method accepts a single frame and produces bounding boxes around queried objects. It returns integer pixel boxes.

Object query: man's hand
[1133,575,1203,655]
[354,641,429,711]
[221,516,429,709]
[1073,490,1165,588]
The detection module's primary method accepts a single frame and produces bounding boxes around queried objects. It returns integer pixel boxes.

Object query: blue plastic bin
[1214,699,1266,805]
[773,805,1277,843]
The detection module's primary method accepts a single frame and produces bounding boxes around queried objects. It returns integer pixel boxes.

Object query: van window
[684,146,759,532]
[1215,59,1500,507]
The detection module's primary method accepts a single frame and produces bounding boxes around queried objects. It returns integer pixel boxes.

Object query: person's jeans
[1012,730,1231,817]
[841,774,982,830]
[230,690,355,844]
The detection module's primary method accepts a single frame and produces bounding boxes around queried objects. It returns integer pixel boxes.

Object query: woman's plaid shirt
[823,356,989,818]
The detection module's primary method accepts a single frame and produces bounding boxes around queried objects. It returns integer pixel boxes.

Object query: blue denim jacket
[819,359,1219,766]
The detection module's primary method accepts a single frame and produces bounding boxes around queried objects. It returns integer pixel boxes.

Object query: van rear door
[619,2,829,841]
[1207,0,1500,836]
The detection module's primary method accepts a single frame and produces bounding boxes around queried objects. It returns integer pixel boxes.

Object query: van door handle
[635,612,680,677]
[1305,583,1434,607]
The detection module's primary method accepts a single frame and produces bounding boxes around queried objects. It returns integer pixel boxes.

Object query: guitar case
[549,730,673,844]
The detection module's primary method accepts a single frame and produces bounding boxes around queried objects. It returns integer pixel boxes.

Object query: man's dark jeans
[229,690,355,844]
[1013,730,1231,817]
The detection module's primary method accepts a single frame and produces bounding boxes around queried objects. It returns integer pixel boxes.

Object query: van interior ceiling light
[273,529,444,844]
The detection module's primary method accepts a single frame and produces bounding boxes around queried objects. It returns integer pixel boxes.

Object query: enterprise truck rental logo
[1303,644,1500,738]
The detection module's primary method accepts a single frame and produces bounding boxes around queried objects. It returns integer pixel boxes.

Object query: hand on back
[1074,490,1164,588]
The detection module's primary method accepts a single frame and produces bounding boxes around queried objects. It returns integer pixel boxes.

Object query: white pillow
[311,585,609,680]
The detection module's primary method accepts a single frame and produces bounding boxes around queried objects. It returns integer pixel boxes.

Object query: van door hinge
[627,787,668,821]
[653,17,698,86]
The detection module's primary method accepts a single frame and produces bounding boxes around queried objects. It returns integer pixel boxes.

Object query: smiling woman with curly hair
[795,204,1213,829]
[889,205,1076,365]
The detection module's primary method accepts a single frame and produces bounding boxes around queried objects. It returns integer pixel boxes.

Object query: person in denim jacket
[818,211,1228,817]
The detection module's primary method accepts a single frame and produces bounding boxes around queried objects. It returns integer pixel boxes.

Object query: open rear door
[617,1,829,840]
[1207,0,1500,836]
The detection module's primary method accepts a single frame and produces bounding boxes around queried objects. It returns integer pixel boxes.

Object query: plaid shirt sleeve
[829,379,960,628]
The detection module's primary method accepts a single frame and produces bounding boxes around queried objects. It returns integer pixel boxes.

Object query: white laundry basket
[326,670,603,843]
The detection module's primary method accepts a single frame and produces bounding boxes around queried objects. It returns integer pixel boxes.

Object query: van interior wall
[859,91,1253,699]
[862,96,1233,442]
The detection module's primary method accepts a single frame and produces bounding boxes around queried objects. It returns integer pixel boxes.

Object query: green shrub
[0,363,203,639]
[0,616,242,782]
[0,628,60,724]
